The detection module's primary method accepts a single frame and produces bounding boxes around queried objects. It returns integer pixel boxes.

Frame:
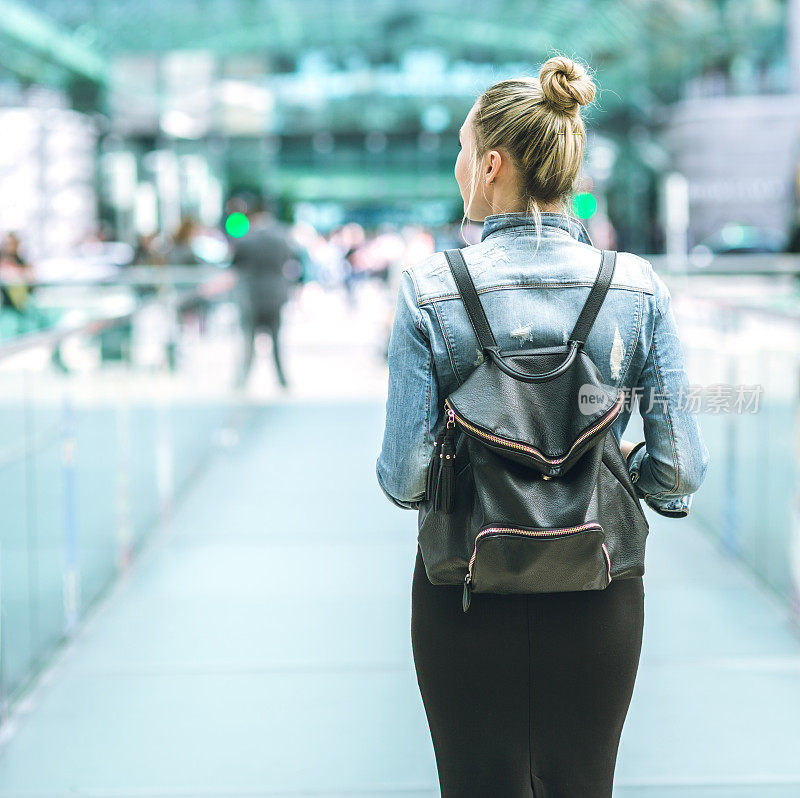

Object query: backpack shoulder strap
[444,248,498,351]
[446,246,617,352]
[568,249,617,346]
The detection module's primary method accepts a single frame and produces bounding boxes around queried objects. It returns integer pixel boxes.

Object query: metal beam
[790,0,800,93]
[0,0,107,83]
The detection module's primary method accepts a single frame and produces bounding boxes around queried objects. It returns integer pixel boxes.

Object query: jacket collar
[480,211,593,246]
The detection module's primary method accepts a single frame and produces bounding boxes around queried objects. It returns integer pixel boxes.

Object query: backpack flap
[441,246,622,479]
[445,348,623,478]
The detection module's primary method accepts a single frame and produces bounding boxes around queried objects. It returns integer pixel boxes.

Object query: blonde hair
[461,54,597,247]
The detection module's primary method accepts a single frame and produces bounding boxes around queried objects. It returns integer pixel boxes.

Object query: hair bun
[539,56,596,115]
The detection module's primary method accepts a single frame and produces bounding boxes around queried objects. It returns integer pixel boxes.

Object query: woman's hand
[620,439,637,461]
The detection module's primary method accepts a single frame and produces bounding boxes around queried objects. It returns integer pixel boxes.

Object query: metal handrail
[0,271,237,363]
[672,293,800,322]
[643,253,800,275]
[0,265,230,289]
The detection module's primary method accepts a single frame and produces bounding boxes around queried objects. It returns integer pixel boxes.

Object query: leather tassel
[435,427,456,513]
[425,430,445,501]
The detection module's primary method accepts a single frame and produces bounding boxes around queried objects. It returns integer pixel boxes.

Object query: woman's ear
[484,150,502,184]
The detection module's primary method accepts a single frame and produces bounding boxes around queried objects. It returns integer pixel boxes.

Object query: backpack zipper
[601,541,612,583]
[444,393,622,467]
[462,522,607,611]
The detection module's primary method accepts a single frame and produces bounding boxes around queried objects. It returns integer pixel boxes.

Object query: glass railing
[0,270,242,712]
[653,266,800,631]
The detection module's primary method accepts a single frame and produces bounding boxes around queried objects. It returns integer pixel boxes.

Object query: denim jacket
[376,211,710,518]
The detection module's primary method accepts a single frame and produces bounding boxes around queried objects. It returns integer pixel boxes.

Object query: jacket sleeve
[376,269,438,510]
[627,269,710,518]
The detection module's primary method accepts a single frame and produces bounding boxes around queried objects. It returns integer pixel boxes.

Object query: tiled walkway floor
[0,401,798,797]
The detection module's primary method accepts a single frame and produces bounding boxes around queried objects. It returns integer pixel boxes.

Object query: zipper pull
[435,424,456,513]
[433,403,457,513]
[462,573,472,612]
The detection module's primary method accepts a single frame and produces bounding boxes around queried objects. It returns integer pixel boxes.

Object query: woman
[0,232,39,337]
[376,55,710,797]
[0,233,34,312]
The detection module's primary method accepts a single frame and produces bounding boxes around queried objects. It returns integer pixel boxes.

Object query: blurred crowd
[4,183,800,383]
[0,198,478,388]
[4,200,799,317]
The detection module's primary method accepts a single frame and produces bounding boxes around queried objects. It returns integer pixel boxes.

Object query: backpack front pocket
[462,522,612,611]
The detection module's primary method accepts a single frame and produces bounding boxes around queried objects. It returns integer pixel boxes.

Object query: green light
[572,193,597,220]
[225,212,249,238]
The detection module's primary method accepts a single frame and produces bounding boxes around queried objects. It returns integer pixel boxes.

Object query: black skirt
[411,545,645,798]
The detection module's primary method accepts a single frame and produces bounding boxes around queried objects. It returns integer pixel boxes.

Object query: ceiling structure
[2,0,787,107]
[0,0,789,245]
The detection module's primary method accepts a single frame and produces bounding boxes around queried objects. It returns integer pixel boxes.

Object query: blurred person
[166,217,212,339]
[789,224,800,253]
[312,231,352,287]
[588,213,618,250]
[335,222,366,305]
[377,56,709,797]
[368,225,405,283]
[788,159,800,253]
[231,199,298,389]
[0,232,41,335]
[0,233,66,373]
[130,233,167,307]
[0,231,27,266]
[166,217,202,266]
[342,239,360,305]
[0,233,33,313]
[287,221,323,284]
[131,232,166,267]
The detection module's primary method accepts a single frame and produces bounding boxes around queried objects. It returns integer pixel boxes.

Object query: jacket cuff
[625,439,647,471]
[643,493,692,518]
[376,462,419,510]
[626,440,691,518]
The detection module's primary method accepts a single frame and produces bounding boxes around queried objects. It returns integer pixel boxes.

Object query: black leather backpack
[417,248,650,612]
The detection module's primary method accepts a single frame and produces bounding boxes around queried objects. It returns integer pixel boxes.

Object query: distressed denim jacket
[376,211,710,518]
